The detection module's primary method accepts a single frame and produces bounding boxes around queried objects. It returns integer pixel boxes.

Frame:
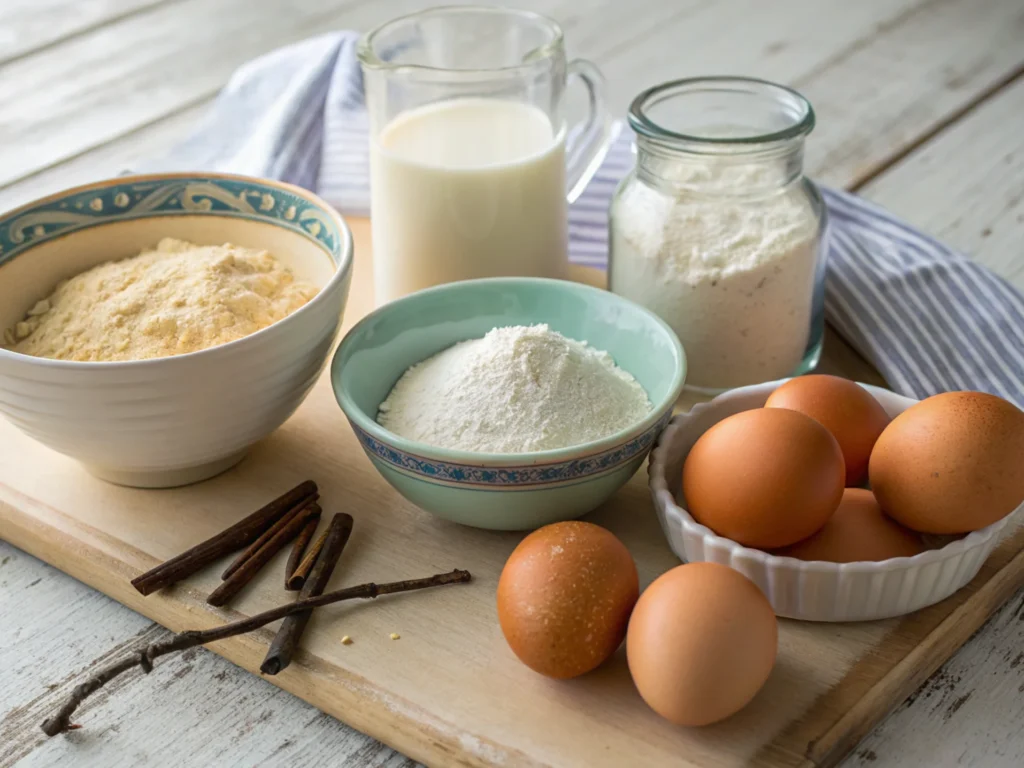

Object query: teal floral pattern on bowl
[349,409,672,489]
[0,176,343,266]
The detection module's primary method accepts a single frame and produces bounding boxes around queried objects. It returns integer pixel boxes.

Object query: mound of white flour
[609,162,820,390]
[377,324,651,453]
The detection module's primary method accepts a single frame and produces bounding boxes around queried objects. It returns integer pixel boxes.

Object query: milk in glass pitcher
[358,6,610,305]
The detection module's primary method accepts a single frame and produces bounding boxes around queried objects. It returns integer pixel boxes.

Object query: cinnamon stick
[207,503,319,607]
[286,526,329,591]
[131,480,317,596]
[41,569,472,736]
[222,495,319,580]
[285,513,322,590]
[262,512,354,675]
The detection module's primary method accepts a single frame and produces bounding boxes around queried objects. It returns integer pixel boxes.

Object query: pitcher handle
[564,59,611,204]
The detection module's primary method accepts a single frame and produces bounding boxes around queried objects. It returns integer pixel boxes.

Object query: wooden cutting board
[2,218,1023,768]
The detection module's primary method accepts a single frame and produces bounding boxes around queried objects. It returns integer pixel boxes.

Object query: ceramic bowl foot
[84,451,247,489]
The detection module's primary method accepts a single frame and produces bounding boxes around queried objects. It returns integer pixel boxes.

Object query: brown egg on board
[774,488,925,562]
[627,562,777,727]
[765,374,891,486]
[869,391,1024,534]
[682,408,845,549]
[497,521,639,679]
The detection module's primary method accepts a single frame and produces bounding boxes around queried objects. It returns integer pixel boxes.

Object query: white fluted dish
[648,380,1018,621]
[0,173,353,488]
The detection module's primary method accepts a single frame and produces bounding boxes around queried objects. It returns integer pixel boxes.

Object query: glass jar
[609,77,826,393]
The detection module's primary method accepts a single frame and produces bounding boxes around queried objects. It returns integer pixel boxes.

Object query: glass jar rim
[358,5,565,74]
[628,76,815,147]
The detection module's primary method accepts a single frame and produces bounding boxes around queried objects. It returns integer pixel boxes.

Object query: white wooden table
[2,1,1023,765]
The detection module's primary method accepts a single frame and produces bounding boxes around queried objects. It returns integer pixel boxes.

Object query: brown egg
[682,408,845,549]
[765,374,890,486]
[627,563,777,726]
[869,391,1024,534]
[497,521,639,679]
[775,488,924,562]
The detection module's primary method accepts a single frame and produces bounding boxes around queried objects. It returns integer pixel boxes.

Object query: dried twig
[41,569,471,737]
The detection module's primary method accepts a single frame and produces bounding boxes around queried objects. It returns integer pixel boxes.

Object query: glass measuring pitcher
[358,6,610,305]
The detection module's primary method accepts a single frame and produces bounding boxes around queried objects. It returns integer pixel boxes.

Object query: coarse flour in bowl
[377,324,651,453]
[5,238,318,362]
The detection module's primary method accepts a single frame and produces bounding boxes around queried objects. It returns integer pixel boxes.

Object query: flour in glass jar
[610,163,820,390]
[377,325,651,453]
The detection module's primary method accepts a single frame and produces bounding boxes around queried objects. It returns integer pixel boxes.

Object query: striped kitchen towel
[146,31,1024,406]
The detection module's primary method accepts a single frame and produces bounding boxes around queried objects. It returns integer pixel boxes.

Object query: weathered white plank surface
[0,0,941,194]
[1,0,1023,765]
[5,0,1024,214]
[860,74,1024,285]
[0,0,171,65]
[0,0,676,209]
[0,541,416,768]
[0,0,360,189]
[596,0,922,105]
[842,591,1024,767]
[0,102,212,213]
[0,0,661,195]
[801,0,1024,188]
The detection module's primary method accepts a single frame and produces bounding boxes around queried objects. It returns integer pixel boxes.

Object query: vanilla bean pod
[284,514,322,589]
[222,496,319,580]
[263,512,354,675]
[207,503,320,607]
[131,480,317,595]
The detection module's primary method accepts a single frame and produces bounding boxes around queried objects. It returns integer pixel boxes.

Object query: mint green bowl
[331,278,686,531]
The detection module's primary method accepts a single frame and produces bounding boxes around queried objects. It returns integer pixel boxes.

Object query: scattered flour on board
[377,324,651,453]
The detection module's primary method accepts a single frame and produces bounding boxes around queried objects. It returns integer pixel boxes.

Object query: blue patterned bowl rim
[332,276,687,467]
[350,409,672,487]
[0,172,353,369]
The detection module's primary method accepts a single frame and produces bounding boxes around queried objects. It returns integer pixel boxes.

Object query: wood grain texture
[594,0,926,110]
[859,74,1024,285]
[0,102,210,214]
[0,0,665,207]
[0,0,361,189]
[0,542,415,768]
[803,0,1024,189]
[4,0,1024,207]
[842,589,1024,768]
[0,0,172,65]
[0,545,153,768]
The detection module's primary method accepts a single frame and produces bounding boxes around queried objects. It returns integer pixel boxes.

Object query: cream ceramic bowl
[0,173,353,488]
[648,380,1019,621]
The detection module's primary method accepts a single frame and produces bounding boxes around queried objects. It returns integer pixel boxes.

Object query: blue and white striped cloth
[148,32,1024,406]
